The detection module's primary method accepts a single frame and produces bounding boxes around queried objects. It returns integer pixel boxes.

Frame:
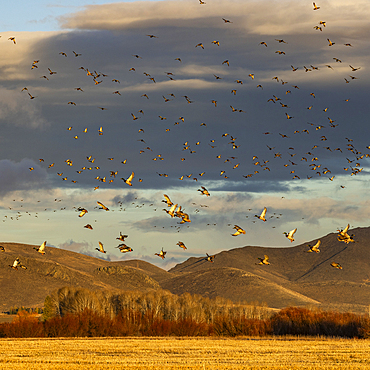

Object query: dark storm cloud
[0,159,50,197]
[0,0,368,194]
[111,190,156,206]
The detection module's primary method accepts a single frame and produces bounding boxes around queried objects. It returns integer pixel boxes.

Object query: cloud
[0,159,50,197]
[117,251,181,271]
[0,89,48,128]
[58,239,111,260]
[59,0,370,40]
[0,0,368,263]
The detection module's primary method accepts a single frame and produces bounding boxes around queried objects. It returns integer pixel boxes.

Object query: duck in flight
[116,244,133,253]
[34,241,46,255]
[284,228,297,242]
[255,207,267,222]
[116,232,128,242]
[306,240,320,253]
[96,242,106,253]
[232,225,246,236]
[256,255,270,265]
[10,258,27,270]
[155,248,167,259]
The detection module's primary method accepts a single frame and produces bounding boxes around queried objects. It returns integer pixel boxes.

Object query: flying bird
[122,172,134,186]
[177,241,187,250]
[34,241,46,255]
[116,244,133,253]
[256,255,270,265]
[116,232,128,241]
[97,201,109,211]
[198,186,210,196]
[164,203,177,217]
[232,225,246,236]
[284,228,297,242]
[327,38,335,46]
[337,224,355,244]
[255,207,267,221]
[78,208,88,217]
[96,241,106,253]
[306,240,321,253]
[155,248,167,259]
[10,258,27,270]
[162,194,173,207]
[205,253,215,263]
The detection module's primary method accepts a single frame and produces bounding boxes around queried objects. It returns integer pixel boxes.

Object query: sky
[0,0,369,269]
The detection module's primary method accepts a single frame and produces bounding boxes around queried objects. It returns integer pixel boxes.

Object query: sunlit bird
[256,255,270,265]
[34,241,46,255]
[306,240,321,253]
[177,241,187,250]
[255,207,267,222]
[283,228,297,242]
[9,258,27,270]
[97,201,109,211]
[232,225,246,236]
[155,248,167,259]
[116,244,133,253]
[331,262,343,269]
[122,172,134,186]
[96,241,106,253]
[78,208,88,217]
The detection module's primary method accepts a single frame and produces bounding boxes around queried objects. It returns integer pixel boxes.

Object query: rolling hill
[1,226,369,313]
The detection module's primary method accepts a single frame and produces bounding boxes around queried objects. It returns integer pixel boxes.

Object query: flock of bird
[3,221,352,270]
[1,1,367,272]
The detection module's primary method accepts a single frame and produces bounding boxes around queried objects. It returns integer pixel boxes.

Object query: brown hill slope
[160,267,319,308]
[0,243,172,311]
[168,227,370,308]
[169,227,370,283]
[1,226,369,312]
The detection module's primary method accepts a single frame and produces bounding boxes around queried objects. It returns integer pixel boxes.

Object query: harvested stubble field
[0,337,369,369]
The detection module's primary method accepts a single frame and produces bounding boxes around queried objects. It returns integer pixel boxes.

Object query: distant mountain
[0,243,172,311]
[1,226,369,313]
[168,226,370,311]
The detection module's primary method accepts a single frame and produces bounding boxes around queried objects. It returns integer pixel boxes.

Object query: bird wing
[127,172,134,183]
[169,203,177,216]
[79,209,88,217]
[289,228,297,237]
[312,240,321,251]
[97,201,109,210]
[39,241,46,252]
[342,224,350,234]
[163,194,172,206]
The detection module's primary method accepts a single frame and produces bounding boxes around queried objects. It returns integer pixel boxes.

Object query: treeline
[1,306,370,338]
[1,287,369,338]
[42,286,271,322]
[5,306,43,315]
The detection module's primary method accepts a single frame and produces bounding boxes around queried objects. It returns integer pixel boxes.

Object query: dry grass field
[0,337,369,369]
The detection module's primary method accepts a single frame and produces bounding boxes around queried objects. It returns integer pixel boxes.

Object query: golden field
[0,337,369,369]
